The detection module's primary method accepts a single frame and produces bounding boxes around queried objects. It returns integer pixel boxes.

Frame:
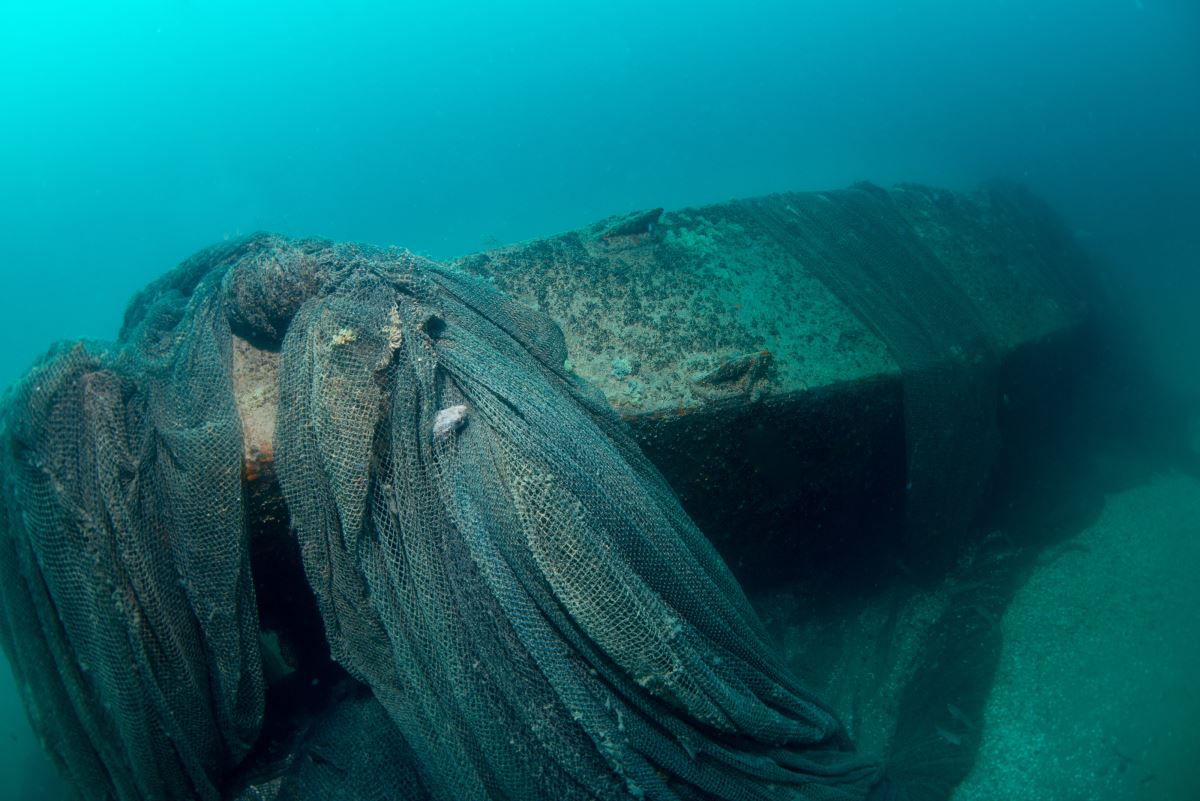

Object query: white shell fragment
[432,404,469,441]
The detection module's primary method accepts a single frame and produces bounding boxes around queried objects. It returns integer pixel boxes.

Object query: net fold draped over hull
[0,234,882,800]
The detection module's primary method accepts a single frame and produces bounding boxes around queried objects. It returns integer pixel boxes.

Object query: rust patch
[231,335,280,482]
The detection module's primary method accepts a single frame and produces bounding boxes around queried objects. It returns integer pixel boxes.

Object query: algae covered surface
[458,205,894,416]
[2,2,1199,799]
[456,184,1086,422]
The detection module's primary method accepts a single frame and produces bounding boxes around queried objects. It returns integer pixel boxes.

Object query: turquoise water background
[1,1,1197,797]
[2,1,1197,392]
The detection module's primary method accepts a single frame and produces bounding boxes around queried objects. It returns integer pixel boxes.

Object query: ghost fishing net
[743,182,1095,571]
[746,184,1000,566]
[0,234,883,800]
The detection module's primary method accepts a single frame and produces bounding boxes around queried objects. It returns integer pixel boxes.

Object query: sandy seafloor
[4,451,1199,801]
[951,469,1200,800]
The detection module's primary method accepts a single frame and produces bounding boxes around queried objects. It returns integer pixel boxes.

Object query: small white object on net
[432,404,468,440]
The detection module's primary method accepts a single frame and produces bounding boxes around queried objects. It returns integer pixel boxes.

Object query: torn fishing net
[0,234,883,800]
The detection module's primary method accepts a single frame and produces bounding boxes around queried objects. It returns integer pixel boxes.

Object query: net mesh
[0,253,264,800]
[0,234,882,800]
[747,185,1000,563]
[745,182,1095,566]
